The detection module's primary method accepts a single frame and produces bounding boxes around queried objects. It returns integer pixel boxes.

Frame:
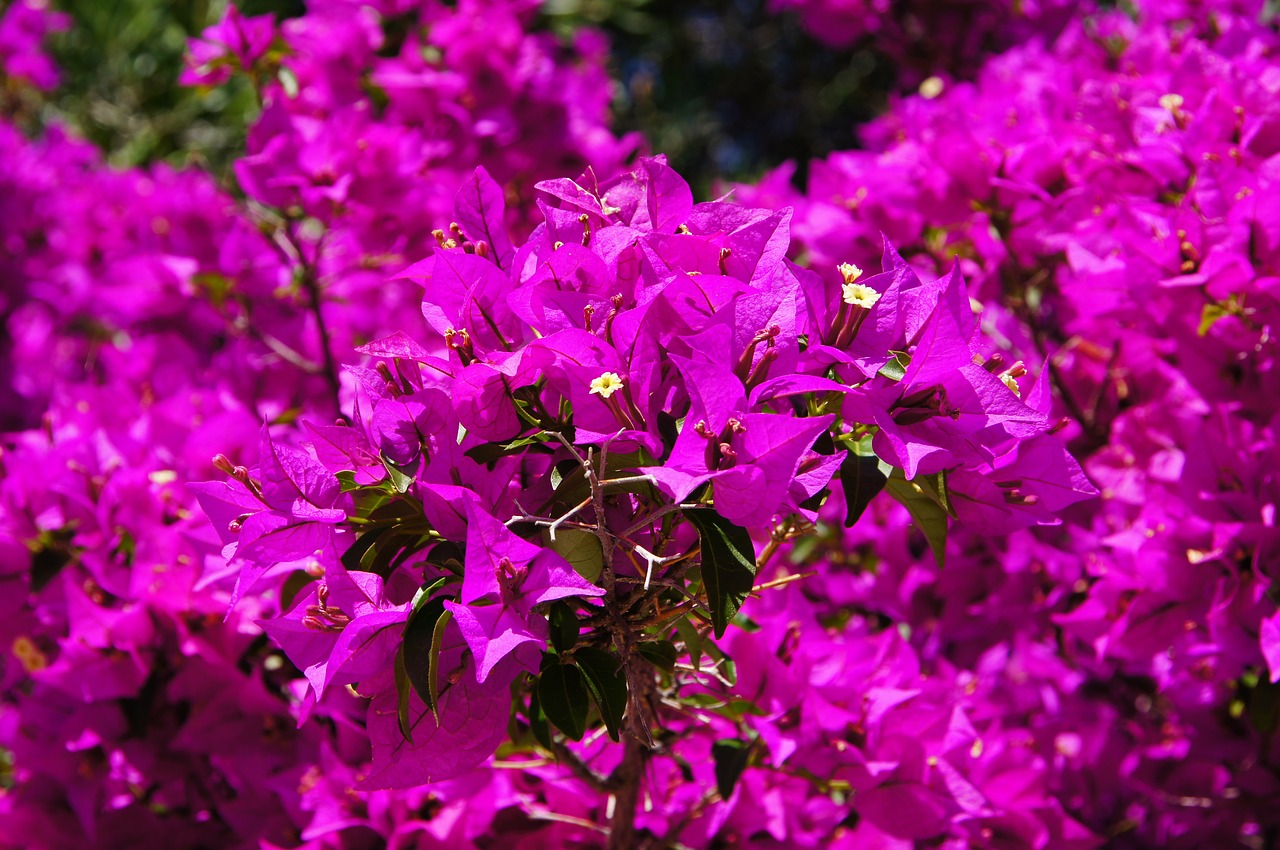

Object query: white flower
[837,262,863,284]
[842,282,881,309]
[589,371,624,399]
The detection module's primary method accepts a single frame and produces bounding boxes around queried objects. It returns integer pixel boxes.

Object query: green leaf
[537,661,589,741]
[683,507,758,639]
[528,686,552,751]
[548,600,580,655]
[915,470,954,516]
[402,595,453,723]
[711,739,752,799]
[393,646,414,742]
[636,640,678,672]
[464,432,555,466]
[884,471,950,567]
[501,431,554,451]
[573,646,628,742]
[1249,677,1280,736]
[1199,302,1227,337]
[381,452,420,493]
[674,617,704,671]
[877,350,911,382]
[543,527,604,584]
[542,449,654,514]
[30,529,76,593]
[838,451,887,527]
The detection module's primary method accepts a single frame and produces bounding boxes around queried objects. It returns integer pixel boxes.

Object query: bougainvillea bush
[2,0,1279,849]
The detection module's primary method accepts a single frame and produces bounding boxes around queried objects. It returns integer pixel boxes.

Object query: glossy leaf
[402,595,453,722]
[548,600,579,655]
[885,471,950,567]
[636,640,678,672]
[712,738,752,799]
[537,661,589,741]
[573,646,628,741]
[543,527,604,584]
[684,507,758,639]
[839,451,887,527]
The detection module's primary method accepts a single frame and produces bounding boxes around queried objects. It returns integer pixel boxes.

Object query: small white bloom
[589,371,624,399]
[837,262,863,284]
[842,282,881,309]
[919,76,945,100]
[1159,93,1184,112]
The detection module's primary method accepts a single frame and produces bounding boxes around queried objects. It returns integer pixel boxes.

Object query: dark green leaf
[684,508,758,639]
[402,596,453,722]
[544,527,603,583]
[838,451,887,527]
[674,617,704,672]
[712,739,752,799]
[541,450,654,514]
[1249,678,1280,736]
[30,529,76,593]
[548,600,580,655]
[393,646,413,742]
[884,471,950,567]
[341,527,387,573]
[537,661,589,741]
[636,640,678,672]
[528,686,552,751]
[573,646,628,742]
[280,570,316,612]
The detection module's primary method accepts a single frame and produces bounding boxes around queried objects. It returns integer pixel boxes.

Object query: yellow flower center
[837,262,863,285]
[589,372,624,399]
[1001,373,1021,398]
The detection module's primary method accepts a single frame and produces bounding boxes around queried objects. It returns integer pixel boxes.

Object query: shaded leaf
[543,527,604,584]
[573,646,628,741]
[675,617,704,672]
[885,471,949,567]
[394,646,413,742]
[684,507,757,639]
[537,661,589,741]
[712,739,752,799]
[548,600,579,655]
[637,640,678,672]
[403,595,453,722]
[382,452,420,493]
[839,451,887,527]
[528,685,552,750]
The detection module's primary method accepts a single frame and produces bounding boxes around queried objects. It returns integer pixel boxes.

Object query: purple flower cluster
[4,0,1278,847]
[197,155,1092,847]
[0,0,68,92]
[0,1,635,846]
[739,0,1280,844]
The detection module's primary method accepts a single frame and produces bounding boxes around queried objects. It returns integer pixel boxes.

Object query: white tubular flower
[589,371,624,399]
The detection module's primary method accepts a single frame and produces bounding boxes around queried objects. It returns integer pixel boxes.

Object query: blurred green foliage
[42,0,300,175]
[33,0,889,194]
[543,0,896,197]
